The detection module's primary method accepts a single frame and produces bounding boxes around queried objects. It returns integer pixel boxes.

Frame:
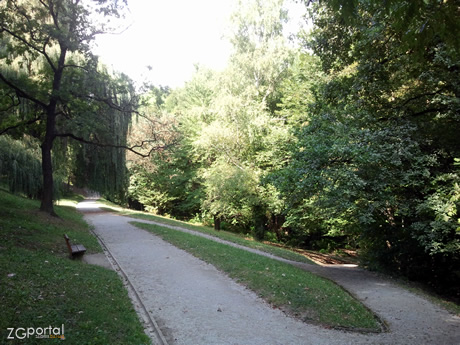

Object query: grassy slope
[133,221,382,332]
[0,191,149,345]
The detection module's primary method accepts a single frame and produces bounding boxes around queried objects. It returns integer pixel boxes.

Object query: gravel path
[78,200,460,345]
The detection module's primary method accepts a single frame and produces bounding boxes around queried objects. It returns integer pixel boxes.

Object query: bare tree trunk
[214,215,221,231]
[40,142,55,215]
[252,204,266,241]
[39,47,66,216]
[40,108,57,216]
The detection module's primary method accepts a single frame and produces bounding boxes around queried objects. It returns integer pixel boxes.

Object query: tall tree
[125,0,301,237]
[126,86,182,214]
[272,0,459,288]
[195,0,294,235]
[0,0,140,215]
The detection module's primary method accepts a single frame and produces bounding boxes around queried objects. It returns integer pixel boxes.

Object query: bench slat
[71,244,86,254]
[64,234,86,258]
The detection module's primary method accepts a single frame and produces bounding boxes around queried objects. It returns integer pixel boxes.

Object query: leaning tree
[0,0,158,215]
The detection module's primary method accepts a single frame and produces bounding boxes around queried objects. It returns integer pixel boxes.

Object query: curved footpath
[77,200,459,345]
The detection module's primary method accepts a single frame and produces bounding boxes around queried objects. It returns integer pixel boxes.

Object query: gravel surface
[78,200,460,345]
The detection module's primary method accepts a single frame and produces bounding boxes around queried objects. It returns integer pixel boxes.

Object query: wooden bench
[64,234,86,258]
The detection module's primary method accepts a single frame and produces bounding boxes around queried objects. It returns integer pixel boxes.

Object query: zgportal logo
[6,324,65,340]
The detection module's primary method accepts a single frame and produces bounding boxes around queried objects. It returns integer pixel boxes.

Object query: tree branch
[377,88,450,121]
[409,107,449,118]
[1,23,56,72]
[0,116,42,135]
[398,89,445,109]
[0,94,20,113]
[0,73,48,109]
[77,92,137,114]
[55,132,174,158]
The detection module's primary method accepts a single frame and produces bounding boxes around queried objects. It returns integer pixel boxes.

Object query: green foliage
[127,84,192,215]
[128,146,204,216]
[0,135,42,197]
[229,0,292,111]
[192,0,293,232]
[56,65,136,202]
[202,160,259,226]
[411,169,460,278]
[128,0,296,233]
[311,0,460,58]
[268,0,460,292]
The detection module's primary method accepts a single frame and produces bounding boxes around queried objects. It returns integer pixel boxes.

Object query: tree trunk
[252,204,266,241]
[39,46,67,216]
[214,215,221,231]
[40,109,57,216]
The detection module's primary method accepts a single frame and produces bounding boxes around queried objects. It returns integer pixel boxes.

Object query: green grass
[0,190,150,345]
[132,221,383,332]
[98,199,315,265]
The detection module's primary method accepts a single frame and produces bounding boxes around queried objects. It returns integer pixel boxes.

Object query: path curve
[78,200,460,345]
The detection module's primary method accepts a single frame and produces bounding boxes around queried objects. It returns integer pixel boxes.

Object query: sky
[92,0,308,89]
[92,0,236,88]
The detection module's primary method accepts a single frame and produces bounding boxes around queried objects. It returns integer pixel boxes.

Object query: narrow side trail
[78,200,459,345]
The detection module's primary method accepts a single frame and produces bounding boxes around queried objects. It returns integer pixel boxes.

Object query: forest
[1,0,459,298]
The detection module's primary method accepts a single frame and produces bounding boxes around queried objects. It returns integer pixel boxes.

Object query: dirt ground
[78,200,460,345]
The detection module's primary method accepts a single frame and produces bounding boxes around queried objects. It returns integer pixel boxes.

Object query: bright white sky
[92,0,307,88]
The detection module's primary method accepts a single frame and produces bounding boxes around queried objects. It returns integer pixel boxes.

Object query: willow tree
[0,0,142,215]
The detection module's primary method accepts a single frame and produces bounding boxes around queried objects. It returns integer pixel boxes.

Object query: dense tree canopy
[127,0,294,237]
[270,0,459,289]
